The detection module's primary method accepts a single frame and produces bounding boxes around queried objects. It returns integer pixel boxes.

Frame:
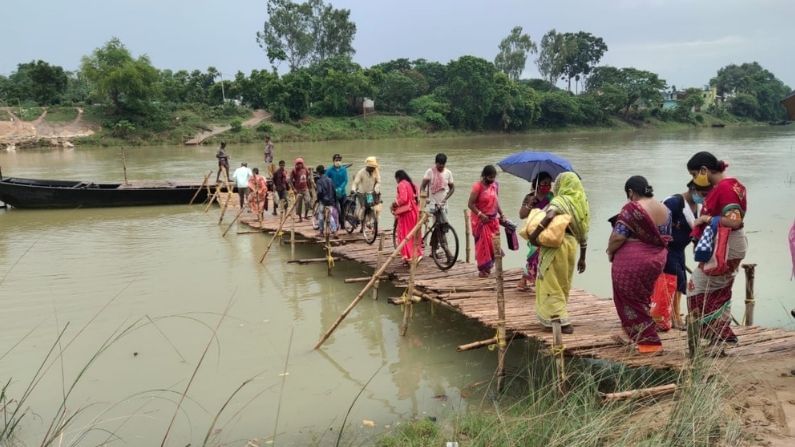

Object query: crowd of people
[217,138,749,356]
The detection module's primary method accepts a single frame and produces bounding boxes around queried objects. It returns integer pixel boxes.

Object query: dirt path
[0,107,94,148]
[184,109,270,145]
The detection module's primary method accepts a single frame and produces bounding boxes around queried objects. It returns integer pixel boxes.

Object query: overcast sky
[3,0,793,89]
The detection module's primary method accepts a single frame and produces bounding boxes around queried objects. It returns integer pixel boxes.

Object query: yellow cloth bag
[519,208,572,248]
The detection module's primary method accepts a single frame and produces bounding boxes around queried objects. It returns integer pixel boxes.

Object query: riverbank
[1,104,768,149]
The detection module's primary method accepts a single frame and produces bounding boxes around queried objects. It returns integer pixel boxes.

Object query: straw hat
[365,156,378,168]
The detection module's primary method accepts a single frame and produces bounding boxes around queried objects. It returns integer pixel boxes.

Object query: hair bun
[718,160,729,171]
[644,185,653,195]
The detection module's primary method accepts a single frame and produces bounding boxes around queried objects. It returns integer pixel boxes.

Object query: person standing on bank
[326,153,349,217]
[232,162,253,209]
[607,176,671,353]
[216,142,231,183]
[527,172,590,334]
[420,153,455,219]
[686,151,747,347]
[263,135,275,177]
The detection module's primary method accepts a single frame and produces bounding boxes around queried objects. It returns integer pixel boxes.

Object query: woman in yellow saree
[527,172,590,334]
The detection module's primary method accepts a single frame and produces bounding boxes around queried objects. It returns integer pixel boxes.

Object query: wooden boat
[0,177,223,209]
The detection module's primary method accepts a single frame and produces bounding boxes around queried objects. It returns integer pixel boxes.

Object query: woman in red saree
[467,165,505,277]
[392,170,422,263]
[686,151,747,347]
[247,167,268,216]
[607,176,671,354]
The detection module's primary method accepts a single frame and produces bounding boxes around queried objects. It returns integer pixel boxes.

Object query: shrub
[538,91,580,126]
[256,122,273,133]
[111,119,136,138]
[230,118,243,132]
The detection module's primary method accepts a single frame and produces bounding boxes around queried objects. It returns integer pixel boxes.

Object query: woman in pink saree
[467,165,505,277]
[607,176,671,354]
[392,170,422,263]
[247,167,268,216]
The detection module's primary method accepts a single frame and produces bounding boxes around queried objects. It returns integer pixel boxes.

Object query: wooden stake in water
[493,234,507,392]
[401,194,427,336]
[464,209,471,263]
[258,195,301,263]
[742,263,757,326]
[217,178,233,225]
[290,215,296,260]
[315,212,428,350]
[222,206,246,237]
[373,233,384,300]
[121,147,129,186]
[189,170,212,205]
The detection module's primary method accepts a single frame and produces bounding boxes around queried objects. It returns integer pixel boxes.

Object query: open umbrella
[497,150,573,183]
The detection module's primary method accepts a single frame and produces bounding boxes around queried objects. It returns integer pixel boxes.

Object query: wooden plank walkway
[218,193,795,370]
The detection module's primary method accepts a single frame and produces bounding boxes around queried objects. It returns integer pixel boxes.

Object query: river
[1,126,793,445]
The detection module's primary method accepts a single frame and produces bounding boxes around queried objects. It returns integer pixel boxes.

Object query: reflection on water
[0,126,793,444]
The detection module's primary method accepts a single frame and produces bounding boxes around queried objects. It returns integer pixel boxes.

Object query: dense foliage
[1,19,791,139]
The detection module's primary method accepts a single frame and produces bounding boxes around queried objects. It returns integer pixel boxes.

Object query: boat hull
[0,178,216,209]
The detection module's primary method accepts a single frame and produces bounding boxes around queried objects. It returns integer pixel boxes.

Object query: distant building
[362,98,375,114]
[782,91,795,121]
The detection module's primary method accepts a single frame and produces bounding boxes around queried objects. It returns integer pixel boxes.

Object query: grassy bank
[376,342,745,447]
[3,103,765,149]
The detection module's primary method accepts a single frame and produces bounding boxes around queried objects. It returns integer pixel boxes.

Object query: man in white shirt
[232,162,253,208]
[420,153,455,222]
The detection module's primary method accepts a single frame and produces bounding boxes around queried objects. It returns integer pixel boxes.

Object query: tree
[8,60,68,105]
[680,87,705,112]
[728,93,760,119]
[80,38,160,116]
[538,91,580,126]
[559,32,607,92]
[494,26,537,81]
[488,73,540,130]
[256,0,356,71]
[710,62,790,121]
[536,29,568,85]
[440,56,498,130]
[586,66,666,117]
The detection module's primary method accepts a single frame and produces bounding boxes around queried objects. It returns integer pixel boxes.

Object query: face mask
[484,178,494,185]
[538,184,551,195]
[692,192,704,205]
[692,169,710,187]
[334,161,341,167]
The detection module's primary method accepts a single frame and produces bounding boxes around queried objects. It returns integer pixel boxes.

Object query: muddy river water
[1,126,793,445]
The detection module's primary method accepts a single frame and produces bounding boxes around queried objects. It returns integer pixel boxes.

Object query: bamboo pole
[686,313,699,359]
[401,194,427,336]
[218,178,234,224]
[464,209,471,263]
[203,182,223,212]
[458,337,498,352]
[258,195,302,263]
[494,234,507,392]
[314,212,429,350]
[324,206,333,276]
[373,233,384,300]
[189,170,212,205]
[290,215,296,260]
[601,383,677,402]
[121,147,129,185]
[346,275,388,284]
[551,316,567,394]
[222,206,246,237]
[742,263,756,326]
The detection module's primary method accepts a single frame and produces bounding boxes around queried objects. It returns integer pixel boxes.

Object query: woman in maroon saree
[607,176,671,353]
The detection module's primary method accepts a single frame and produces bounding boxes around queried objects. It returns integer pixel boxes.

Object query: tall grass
[376,340,745,447]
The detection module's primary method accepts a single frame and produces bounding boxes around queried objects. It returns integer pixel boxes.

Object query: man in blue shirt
[326,153,348,216]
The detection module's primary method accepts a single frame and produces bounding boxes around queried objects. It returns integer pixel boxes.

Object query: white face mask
[334,161,341,167]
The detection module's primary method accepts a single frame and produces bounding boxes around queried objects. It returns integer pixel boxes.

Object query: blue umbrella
[497,150,573,183]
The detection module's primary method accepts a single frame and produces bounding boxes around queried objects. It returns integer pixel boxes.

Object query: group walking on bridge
[214,137,749,356]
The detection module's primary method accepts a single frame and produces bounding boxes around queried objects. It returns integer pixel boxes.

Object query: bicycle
[342,192,379,244]
[393,204,459,270]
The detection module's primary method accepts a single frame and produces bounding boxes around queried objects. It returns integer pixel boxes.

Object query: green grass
[16,106,44,121]
[375,341,745,447]
[43,107,79,123]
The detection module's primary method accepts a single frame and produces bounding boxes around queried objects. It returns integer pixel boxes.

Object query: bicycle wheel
[362,208,378,244]
[430,223,459,270]
[343,200,357,234]
[310,200,320,229]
